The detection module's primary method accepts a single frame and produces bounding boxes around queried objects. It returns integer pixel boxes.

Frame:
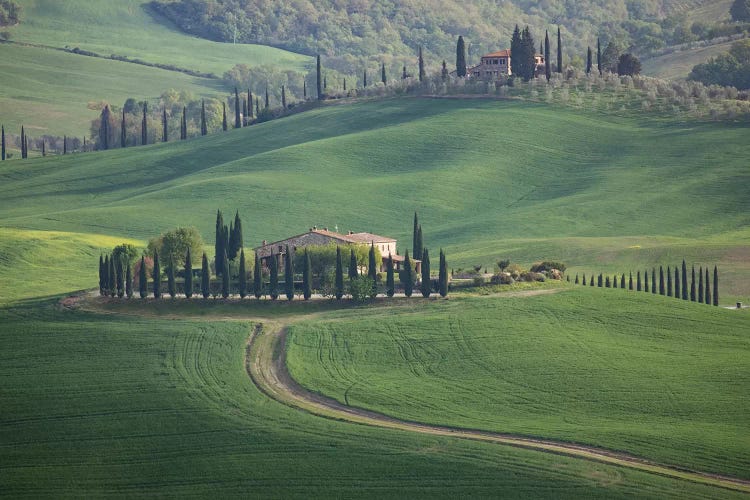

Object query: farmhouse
[254,227,420,273]
[468,49,545,80]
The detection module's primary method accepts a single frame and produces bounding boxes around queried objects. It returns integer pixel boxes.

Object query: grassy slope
[0,98,748,301]
[642,41,736,80]
[287,289,750,479]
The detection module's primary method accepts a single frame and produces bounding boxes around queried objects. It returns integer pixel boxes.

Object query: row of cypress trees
[573,260,719,306]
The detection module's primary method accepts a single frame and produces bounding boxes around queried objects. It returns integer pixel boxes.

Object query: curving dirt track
[247,323,750,494]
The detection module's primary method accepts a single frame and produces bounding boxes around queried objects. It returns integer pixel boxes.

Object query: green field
[642,41,737,80]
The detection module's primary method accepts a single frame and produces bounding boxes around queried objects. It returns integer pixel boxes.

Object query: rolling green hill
[642,41,737,80]
[1,97,748,303]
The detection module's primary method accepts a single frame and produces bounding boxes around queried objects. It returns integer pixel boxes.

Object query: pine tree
[168,256,176,298]
[704,268,711,305]
[644,271,649,293]
[284,245,294,301]
[637,271,642,291]
[382,63,387,84]
[116,255,124,297]
[231,210,243,260]
[335,246,345,300]
[629,272,634,290]
[681,260,688,300]
[139,256,147,298]
[222,251,230,299]
[201,100,208,136]
[181,106,187,140]
[234,87,241,128]
[402,250,414,297]
[254,252,262,299]
[109,255,116,297]
[597,38,602,75]
[162,108,168,142]
[439,249,448,297]
[1,125,5,161]
[281,85,287,109]
[586,46,593,75]
[184,248,193,299]
[153,250,161,299]
[698,266,704,303]
[590,275,595,286]
[612,275,617,288]
[690,265,696,301]
[201,253,210,299]
[667,266,673,297]
[385,254,395,297]
[713,266,719,306]
[556,26,563,73]
[582,273,586,286]
[349,248,358,280]
[674,267,680,300]
[141,102,148,145]
[544,30,551,81]
[418,46,426,82]
[270,254,280,300]
[121,110,127,148]
[222,102,228,131]
[238,249,247,298]
[456,36,467,77]
[316,55,323,100]
[126,262,133,299]
[303,249,312,300]
[421,248,431,297]
[215,210,225,275]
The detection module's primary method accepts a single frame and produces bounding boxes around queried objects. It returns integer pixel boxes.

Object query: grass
[286,288,750,479]
[642,41,736,80]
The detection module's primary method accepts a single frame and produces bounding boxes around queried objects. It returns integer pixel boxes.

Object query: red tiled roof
[483,49,511,58]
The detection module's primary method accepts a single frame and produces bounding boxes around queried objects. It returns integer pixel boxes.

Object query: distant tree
[141,102,148,145]
[101,255,108,295]
[222,251,230,299]
[698,265,704,303]
[629,271,634,290]
[181,106,187,140]
[544,30,551,81]
[439,249,448,297]
[590,275,595,286]
[348,248,358,280]
[382,63,387,84]
[605,276,611,288]
[125,263,133,299]
[335,246,345,300]
[456,36,467,77]
[41,140,45,157]
[363,69,368,87]
[704,268,711,305]
[617,53,642,76]
[368,244,378,296]
[587,46,593,75]
[201,100,208,136]
[644,270,650,293]
[386,254,395,297]
[254,252,262,299]
[99,105,113,150]
[675,267,681,300]
[139,256,147,298]
[651,268,656,294]
[620,273,625,289]
[153,250,161,299]
[201,253,210,299]
[63,135,67,154]
[730,0,750,21]
[303,80,307,99]
[20,126,26,159]
[302,249,312,300]
[167,256,176,298]
[256,97,260,116]
[402,250,414,297]
[667,266,672,297]
[228,210,242,260]
[415,225,423,261]
[681,260,688,300]
[222,102,228,131]
[441,60,448,80]
[420,249,431,297]
[402,65,408,79]
[234,87,241,128]
[99,255,105,294]
[269,253,279,300]
[316,54,323,100]
[115,255,124,297]
[1,125,4,161]
[242,99,248,126]
[238,248,247,298]
[121,110,127,148]
[109,256,116,297]
[575,274,580,284]
[412,212,419,258]
[324,76,327,90]
[215,210,225,275]
[184,248,193,299]
[418,46,426,82]
[343,78,347,91]
[582,273,586,285]
[556,26,563,73]
[285,245,294,301]
[690,265,696,301]
[713,266,719,306]
[637,271,642,291]
[248,90,253,120]
[602,42,621,73]
[265,87,269,109]
[281,85,287,109]
[597,274,603,287]
[162,108,168,142]
[612,275,617,288]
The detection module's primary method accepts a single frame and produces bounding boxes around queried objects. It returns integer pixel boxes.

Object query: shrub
[472,276,485,286]
[349,275,375,302]
[530,261,567,273]
[490,273,514,285]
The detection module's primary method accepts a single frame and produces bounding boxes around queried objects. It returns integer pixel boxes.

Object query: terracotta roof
[386,254,421,263]
[255,228,396,250]
[342,232,396,243]
[483,49,511,58]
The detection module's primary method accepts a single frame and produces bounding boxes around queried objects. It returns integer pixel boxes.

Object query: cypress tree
[629,272,634,290]
[1,125,5,160]
[303,80,307,99]
[575,274,579,284]
[439,249,448,298]
[139,256,147,298]
[243,99,248,126]
[201,253,210,299]
[115,255,124,297]
[363,69,367,88]
[544,30,551,81]
[121,110,126,148]
[386,253,395,297]
[265,87,269,109]
[713,266,718,306]
[254,252,262,299]
[324,76,327,90]
[99,255,105,294]
[162,108,168,142]
[690,265,696,301]
[402,65,408,79]
[281,85,287,109]
[382,63,387,85]
[256,97,260,116]
[681,260,688,300]
[215,210,224,275]
[556,26,562,73]
[20,126,26,159]
[185,248,193,299]
[234,87,241,128]
[63,135,67,155]
[317,55,323,100]
[612,275,617,288]
[368,244,377,282]
[658,266,664,295]
[248,90,253,119]
[41,140,46,157]
[102,255,109,295]
[605,276,611,288]
[153,250,161,299]
[348,248,358,280]
[456,35,467,77]
[705,268,711,305]
[141,102,148,145]
[698,266,704,303]
[402,250,414,297]
[168,256,176,298]
[586,46,593,75]
[582,273,586,285]
[284,245,294,301]
[415,225,423,261]
[100,105,111,150]
[232,210,242,260]
[637,271,642,291]
[222,102,228,131]
[675,267,680,299]
[421,248,431,298]
[621,273,626,289]
[126,262,133,299]
[652,268,657,294]
[511,25,522,79]
[201,100,207,136]
[269,254,279,300]
[597,37,602,75]
[239,248,247,298]
[222,251,230,299]
[590,275,595,286]
[412,212,419,258]
[303,249,312,300]
[441,60,448,80]
[597,274,603,287]
[181,106,187,140]
[335,246,344,300]
[418,46,425,82]
[644,271,649,293]
[667,266,673,296]
[109,255,116,297]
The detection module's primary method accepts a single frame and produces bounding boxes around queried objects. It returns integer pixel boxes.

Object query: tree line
[573,260,720,306]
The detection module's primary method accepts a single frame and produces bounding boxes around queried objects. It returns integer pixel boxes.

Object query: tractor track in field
[246,323,750,495]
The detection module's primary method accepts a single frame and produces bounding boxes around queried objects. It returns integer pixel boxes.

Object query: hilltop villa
[254,227,421,273]
[468,49,545,80]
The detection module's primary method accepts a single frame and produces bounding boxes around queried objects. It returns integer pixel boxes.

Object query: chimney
[262,240,267,246]
[324,227,328,231]
[313,225,317,230]
[348,231,353,235]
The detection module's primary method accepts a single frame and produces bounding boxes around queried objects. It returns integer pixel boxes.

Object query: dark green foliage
[20,125,27,159]
[688,39,750,90]
[590,275,594,286]
[690,265,696,302]
[303,80,307,99]
[285,245,294,301]
[713,266,719,306]
[731,0,750,21]
[597,38,602,75]
[234,87,241,128]
[242,98,248,126]
[698,266,704,303]
[281,85,287,109]
[681,260,688,300]
[582,273,586,285]
[368,245,377,282]
[659,266,665,295]
[382,63,387,84]
[456,36,467,77]
[121,110,127,147]
[254,252,262,299]
[348,248,358,280]
[63,135,67,154]
[420,248,431,298]
[115,255,124,297]
[597,274,603,287]
[418,46,425,82]
[181,106,187,140]
[602,42,621,73]
[99,105,112,150]
[644,270,649,293]
[637,271,642,291]
[620,273,625,289]
[167,256,176,298]
[215,209,225,274]
[265,87,269,109]
[221,251,230,299]
[184,248,193,299]
[162,108,168,142]
[612,276,617,288]
[675,267,680,300]
[316,55,323,100]
[629,272,633,290]
[303,249,312,300]
[651,268,656,294]
[415,225,423,261]
[705,268,711,305]
[256,97,260,116]
[586,46,592,75]
[335,246,345,300]
[222,102,228,131]
[153,250,161,299]
[363,69,367,87]
[141,102,148,145]
[269,253,279,300]
[201,253,210,299]
[402,65,407,79]
[239,249,247,298]
[386,253,395,297]
[139,256,147,298]
[544,30,551,81]
[125,263,133,299]
[99,255,105,294]
[667,266,672,297]
[617,53,642,76]
[439,249,448,298]
[200,100,207,136]
[108,256,116,297]
[248,90,254,119]
[605,276,611,288]
[575,274,579,284]
[412,212,419,258]
[402,250,414,297]
[228,210,242,260]
[556,26,562,73]
[511,25,536,81]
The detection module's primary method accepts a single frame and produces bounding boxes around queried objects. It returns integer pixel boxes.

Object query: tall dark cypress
[1,125,4,161]
[586,46,593,75]
[215,210,224,275]
[125,262,133,299]
[20,126,25,159]
[102,255,109,295]
[343,78,347,91]
[652,268,657,294]
[402,65,408,79]
[674,267,680,300]
[335,246,344,300]
[284,245,294,301]
[139,256,147,298]
[234,87,241,128]
[381,63,387,85]
[698,266,704,303]
[713,266,718,306]
[222,102,228,131]
[690,265,696,301]
[303,249,312,300]
[141,102,148,145]
[363,69,367,87]
[231,210,243,260]
[221,251,230,299]
[201,100,208,136]
[109,255,116,297]
[63,135,67,155]
[167,256,176,298]
[704,268,711,305]
[681,260,688,300]
[386,253,395,297]
[99,255,105,294]
[605,276,611,288]
[162,108,168,142]
[439,249,448,297]
[248,90,253,120]
[265,87,269,109]
[420,248,431,298]
[637,271,642,291]
[281,85,287,109]
[402,250,414,297]
[620,273,626,289]
[629,272,633,290]
[597,38,602,75]
[456,35,467,77]
[242,99,247,126]
[418,46,425,82]
[100,105,111,150]
[441,60,448,80]
[590,275,595,286]
[153,250,161,299]
[575,274,580,284]
[612,275,617,288]
[41,140,46,157]
[121,110,127,148]
[254,252,262,299]
[412,212,419,258]
[667,266,673,296]
[115,255,124,298]
[598,274,603,287]
[644,270,649,293]
[544,30,551,81]
[181,106,187,140]
[324,76,327,90]
[415,225,423,261]
[239,248,247,299]
[348,248,358,280]
[303,80,307,99]
[201,253,210,299]
[556,26,562,73]
[316,54,323,100]
[184,248,193,299]
[256,97,260,116]
[368,244,377,283]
